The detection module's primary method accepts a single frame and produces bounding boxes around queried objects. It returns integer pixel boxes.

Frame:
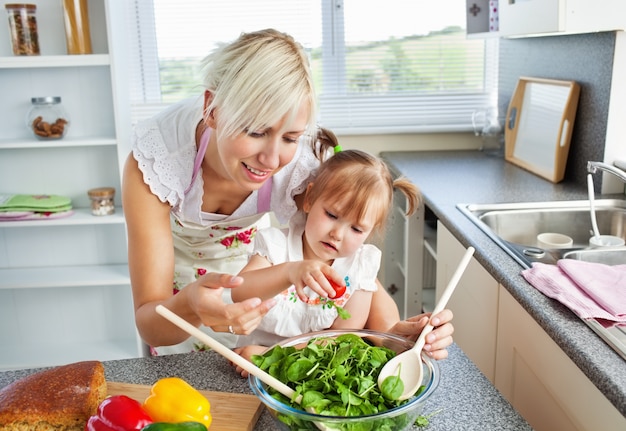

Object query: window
[127,0,498,134]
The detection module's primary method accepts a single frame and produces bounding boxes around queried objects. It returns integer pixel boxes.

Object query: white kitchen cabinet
[437,225,626,428]
[382,192,436,320]
[435,222,498,383]
[465,0,500,38]
[498,0,626,38]
[0,0,143,370]
[495,286,626,431]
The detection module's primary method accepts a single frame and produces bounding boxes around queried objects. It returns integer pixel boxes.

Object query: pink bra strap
[186,125,273,211]
[184,126,211,195]
[257,177,272,213]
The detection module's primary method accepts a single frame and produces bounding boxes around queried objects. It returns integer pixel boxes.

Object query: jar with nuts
[26,97,70,140]
[5,3,40,56]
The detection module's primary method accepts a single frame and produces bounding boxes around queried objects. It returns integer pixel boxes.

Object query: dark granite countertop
[0,344,530,430]
[380,150,626,418]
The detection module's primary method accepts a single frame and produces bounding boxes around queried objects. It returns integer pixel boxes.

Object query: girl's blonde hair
[200,29,317,139]
[304,128,421,237]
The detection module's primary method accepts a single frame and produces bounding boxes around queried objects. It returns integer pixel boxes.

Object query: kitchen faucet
[587,161,626,183]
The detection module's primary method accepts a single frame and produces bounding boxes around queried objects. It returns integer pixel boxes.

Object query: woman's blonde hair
[200,29,317,139]
[304,129,421,237]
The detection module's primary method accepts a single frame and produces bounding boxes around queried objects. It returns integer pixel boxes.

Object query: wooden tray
[108,382,263,431]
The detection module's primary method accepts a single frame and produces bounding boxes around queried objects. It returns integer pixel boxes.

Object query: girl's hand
[287,261,343,302]
[388,309,454,360]
[187,272,276,335]
[231,345,268,377]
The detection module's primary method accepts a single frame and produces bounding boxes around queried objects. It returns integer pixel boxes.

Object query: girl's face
[302,195,376,263]
[207,98,310,192]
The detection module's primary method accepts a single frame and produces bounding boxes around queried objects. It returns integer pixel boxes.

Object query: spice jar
[26,97,70,140]
[5,3,40,55]
[88,187,115,216]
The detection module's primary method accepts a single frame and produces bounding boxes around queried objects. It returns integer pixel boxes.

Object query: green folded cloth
[0,194,72,212]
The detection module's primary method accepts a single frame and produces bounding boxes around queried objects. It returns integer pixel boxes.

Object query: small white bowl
[537,233,573,249]
[589,235,625,248]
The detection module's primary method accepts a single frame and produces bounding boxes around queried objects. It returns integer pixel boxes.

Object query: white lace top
[235,211,380,348]
[132,96,320,225]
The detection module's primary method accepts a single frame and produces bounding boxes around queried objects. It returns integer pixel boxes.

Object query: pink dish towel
[522,260,626,323]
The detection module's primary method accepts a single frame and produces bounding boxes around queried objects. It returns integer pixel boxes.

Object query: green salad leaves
[251,333,427,430]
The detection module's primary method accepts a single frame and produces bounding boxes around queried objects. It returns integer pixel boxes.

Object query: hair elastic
[334,145,343,154]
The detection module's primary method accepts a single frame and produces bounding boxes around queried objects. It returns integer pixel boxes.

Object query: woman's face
[209,100,310,192]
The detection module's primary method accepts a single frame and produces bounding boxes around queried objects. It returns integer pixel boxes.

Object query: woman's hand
[186,272,277,335]
[388,309,454,360]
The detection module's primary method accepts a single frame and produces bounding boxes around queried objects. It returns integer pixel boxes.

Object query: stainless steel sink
[457,199,626,268]
[457,199,626,360]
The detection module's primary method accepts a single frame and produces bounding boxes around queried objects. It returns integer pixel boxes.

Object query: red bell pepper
[85,395,153,431]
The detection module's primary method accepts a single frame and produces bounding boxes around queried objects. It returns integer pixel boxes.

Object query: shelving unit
[421,211,438,313]
[383,190,436,319]
[0,0,143,370]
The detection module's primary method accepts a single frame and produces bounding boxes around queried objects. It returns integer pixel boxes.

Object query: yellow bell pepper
[142,377,212,429]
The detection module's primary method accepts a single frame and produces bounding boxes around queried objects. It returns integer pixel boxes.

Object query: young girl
[232,129,420,354]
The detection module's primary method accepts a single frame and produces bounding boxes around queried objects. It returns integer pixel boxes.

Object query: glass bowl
[248,329,440,431]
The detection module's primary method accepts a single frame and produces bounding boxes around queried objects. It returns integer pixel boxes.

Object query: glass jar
[88,187,115,216]
[5,3,40,55]
[62,0,92,54]
[26,97,70,140]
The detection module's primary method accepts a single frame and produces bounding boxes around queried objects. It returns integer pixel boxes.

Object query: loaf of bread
[0,360,106,431]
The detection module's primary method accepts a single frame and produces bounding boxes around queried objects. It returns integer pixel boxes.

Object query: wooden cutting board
[108,382,263,431]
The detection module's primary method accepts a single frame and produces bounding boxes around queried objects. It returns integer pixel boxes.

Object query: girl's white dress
[235,211,380,349]
[132,96,320,353]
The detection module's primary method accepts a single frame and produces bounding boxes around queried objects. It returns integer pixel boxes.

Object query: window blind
[126,0,498,134]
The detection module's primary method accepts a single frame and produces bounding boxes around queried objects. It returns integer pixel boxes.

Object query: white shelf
[0,136,118,149]
[0,208,125,228]
[0,339,140,371]
[0,54,110,69]
[0,264,130,289]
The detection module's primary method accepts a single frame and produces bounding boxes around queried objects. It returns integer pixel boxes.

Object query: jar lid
[31,96,61,104]
[5,4,37,10]
[88,187,115,198]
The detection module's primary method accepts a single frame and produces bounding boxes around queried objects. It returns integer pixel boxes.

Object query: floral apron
[152,128,275,354]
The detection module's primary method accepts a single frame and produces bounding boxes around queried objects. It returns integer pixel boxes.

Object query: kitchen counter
[380,150,626,418]
[0,343,530,430]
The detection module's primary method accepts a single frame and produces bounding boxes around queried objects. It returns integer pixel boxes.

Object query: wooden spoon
[377,246,475,401]
[155,305,333,430]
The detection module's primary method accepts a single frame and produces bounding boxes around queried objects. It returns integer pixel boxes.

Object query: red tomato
[328,277,346,299]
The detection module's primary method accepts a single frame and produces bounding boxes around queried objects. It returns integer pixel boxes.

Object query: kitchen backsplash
[498,31,617,190]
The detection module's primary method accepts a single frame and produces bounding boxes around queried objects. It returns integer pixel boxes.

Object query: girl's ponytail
[309,126,339,160]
